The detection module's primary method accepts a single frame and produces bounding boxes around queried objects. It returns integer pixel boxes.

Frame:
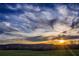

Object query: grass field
[0,44,79,56]
[0,49,79,56]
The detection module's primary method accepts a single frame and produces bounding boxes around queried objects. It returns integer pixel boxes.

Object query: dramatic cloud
[0,4,79,41]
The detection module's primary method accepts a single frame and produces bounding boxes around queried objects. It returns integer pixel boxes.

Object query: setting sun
[59,40,65,43]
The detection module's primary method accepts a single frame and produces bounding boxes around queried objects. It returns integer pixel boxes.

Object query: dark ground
[0,49,78,56]
[0,44,79,56]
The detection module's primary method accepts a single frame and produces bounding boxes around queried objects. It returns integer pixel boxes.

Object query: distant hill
[0,44,54,50]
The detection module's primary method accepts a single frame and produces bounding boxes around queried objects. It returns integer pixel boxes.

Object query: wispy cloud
[0,4,79,40]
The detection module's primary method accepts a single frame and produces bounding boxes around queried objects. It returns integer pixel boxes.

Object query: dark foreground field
[0,44,79,56]
[0,49,79,56]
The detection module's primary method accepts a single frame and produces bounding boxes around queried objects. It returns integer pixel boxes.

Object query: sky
[0,3,79,40]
